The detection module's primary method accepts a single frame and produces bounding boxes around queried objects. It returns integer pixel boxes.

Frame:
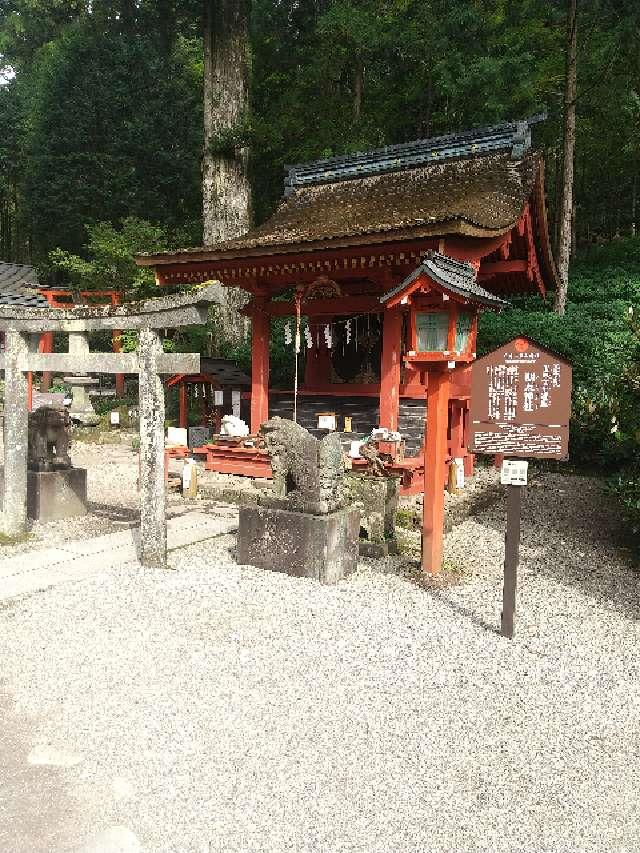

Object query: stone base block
[359,539,399,558]
[28,468,88,521]
[0,467,88,522]
[27,468,88,521]
[0,467,88,521]
[237,504,360,585]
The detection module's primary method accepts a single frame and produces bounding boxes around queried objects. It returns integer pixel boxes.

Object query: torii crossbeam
[0,285,224,568]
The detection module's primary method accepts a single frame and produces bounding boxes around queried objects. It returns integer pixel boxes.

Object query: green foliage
[3,10,202,260]
[207,113,255,157]
[479,238,640,526]
[47,217,168,295]
[0,0,639,522]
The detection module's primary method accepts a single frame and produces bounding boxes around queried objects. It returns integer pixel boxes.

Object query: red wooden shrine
[137,117,559,572]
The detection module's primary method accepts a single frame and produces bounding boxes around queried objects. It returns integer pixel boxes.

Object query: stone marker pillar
[2,329,30,536]
[138,327,166,568]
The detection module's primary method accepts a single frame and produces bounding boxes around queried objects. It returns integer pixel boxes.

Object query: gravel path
[0,438,203,559]
[0,470,639,852]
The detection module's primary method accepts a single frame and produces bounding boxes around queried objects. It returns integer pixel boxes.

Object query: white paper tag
[214,389,224,406]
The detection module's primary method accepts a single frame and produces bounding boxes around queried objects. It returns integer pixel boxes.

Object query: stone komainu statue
[259,417,346,515]
[28,406,72,472]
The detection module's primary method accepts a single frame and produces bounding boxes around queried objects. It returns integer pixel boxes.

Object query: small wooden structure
[137,116,559,572]
[166,357,250,430]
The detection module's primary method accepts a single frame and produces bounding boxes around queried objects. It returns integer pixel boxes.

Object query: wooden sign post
[469,337,572,638]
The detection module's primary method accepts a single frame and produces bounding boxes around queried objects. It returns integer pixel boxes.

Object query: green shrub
[478,238,640,527]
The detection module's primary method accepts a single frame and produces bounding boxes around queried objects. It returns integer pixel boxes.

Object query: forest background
[0,0,639,525]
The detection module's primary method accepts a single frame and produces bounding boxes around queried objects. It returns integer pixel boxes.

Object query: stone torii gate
[0,286,223,568]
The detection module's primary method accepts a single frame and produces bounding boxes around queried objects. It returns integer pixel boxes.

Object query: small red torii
[36,289,125,401]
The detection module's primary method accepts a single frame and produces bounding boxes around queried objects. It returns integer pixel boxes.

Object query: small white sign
[231,390,241,417]
[318,414,337,430]
[214,389,224,406]
[349,440,363,459]
[167,426,188,447]
[182,459,192,489]
[501,459,529,486]
[454,457,465,489]
[110,410,120,426]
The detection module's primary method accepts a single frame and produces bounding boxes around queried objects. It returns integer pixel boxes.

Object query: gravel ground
[1,467,639,852]
[0,437,202,558]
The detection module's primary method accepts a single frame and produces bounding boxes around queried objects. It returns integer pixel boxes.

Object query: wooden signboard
[469,337,572,460]
[469,337,572,638]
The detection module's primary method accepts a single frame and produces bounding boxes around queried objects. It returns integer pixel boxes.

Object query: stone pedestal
[237,504,360,585]
[0,467,88,521]
[64,375,100,426]
[346,474,401,557]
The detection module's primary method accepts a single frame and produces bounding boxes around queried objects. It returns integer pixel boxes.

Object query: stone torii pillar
[3,330,30,537]
[138,327,167,567]
[0,286,224,567]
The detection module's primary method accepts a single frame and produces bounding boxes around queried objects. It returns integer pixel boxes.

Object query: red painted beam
[478,260,528,276]
[39,331,54,391]
[249,295,385,317]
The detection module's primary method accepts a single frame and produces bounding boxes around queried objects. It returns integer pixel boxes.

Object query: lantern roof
[380,252,509,309]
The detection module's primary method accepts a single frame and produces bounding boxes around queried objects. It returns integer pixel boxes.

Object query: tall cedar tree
[202,0,251,344]
[555,0,578,316]
[202,0,251,240]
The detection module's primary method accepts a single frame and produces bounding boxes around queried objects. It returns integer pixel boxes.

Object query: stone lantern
[64,374,100,426]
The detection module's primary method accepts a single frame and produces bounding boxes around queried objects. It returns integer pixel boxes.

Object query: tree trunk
[203,0,251,245]
[203,0,251,345]
[554,0,577,316]
[353,61,364,122]
[157,0,176,57]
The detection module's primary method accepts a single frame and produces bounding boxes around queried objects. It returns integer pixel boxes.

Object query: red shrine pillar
[379,307,402,431]
[304,318,332,388]
[179,383,188,429]
[111,293,125,398]
[250,299,270,433]
[422,368,450,574]
[39,332,54,392]
[112,329,125,398]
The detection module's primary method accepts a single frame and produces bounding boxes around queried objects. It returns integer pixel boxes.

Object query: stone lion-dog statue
[259,417,346,515]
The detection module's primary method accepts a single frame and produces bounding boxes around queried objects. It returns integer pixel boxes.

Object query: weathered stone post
[2,329,30,536]
[138,327,167,568]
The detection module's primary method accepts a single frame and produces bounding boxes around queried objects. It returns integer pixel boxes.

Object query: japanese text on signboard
[469,338,572,460]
